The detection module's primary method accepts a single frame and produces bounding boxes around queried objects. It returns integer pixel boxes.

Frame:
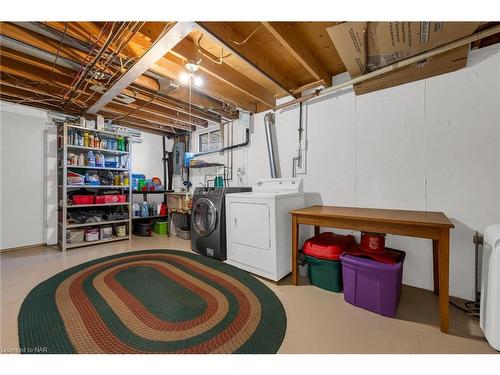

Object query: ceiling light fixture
[179,60,203,87]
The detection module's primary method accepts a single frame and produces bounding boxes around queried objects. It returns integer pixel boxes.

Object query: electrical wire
[197,33,231,65]
[63,22,115,103]
[49,22,69,83]
[230,25,263,45]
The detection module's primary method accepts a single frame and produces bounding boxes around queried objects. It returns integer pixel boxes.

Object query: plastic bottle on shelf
[95,135,100,149]
[89,134,94,148]
[114,173,121,186]
[123,172,129,186]
[132,202,141,218]
[141,201,150,217]
[95,153,104,167]
[83,132,89,147]
[87,150,95,167]
[78,153,85,166]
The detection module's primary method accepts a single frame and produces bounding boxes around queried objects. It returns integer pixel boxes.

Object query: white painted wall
[184,44,500,300]
[131,131,166,207]
[0,102,49,249]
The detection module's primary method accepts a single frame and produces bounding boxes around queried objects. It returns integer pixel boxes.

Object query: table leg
[292,215,298,286]
[438,230,450,333]
[433,239,439,295]
[314,226,320,236]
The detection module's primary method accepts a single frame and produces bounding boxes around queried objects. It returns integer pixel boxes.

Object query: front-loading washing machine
[191,186,251,260]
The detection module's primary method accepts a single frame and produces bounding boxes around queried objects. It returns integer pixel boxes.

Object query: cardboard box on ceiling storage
[326,22,481,95]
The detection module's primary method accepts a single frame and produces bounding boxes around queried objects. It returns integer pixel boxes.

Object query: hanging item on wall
[172,141,185,175]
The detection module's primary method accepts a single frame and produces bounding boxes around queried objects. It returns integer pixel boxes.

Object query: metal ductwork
[264,112,281,178]
[0,35,81,71]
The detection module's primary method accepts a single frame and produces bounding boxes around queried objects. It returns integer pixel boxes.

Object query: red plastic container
[346,245,402,265]
[72,195,95,205]
[360,232,386,252]
[303,232,356,260]
[341,249,405,317]
[95,194,126,204]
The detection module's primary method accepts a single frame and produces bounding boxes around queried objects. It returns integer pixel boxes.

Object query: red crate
[72,195,95,205]
[95,194,127,204]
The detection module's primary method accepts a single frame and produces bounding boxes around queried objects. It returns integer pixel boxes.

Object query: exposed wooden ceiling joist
[261,22,332,88]
[196,22,297,97]
[170,37,276,108]
[87,22,196,114]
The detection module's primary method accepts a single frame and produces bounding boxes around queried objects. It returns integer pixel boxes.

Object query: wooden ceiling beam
[99,107,190,133]
[129,34,257,113]
[196,22,299,97]
[113,120,177,136]
[87,22,197,114]
[104,102,195,131]
[6,22,238,120]
[169,38,276,108]
[261,22,332,87]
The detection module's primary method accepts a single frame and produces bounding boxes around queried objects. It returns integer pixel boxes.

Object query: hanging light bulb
[179,72,190,84]
[193,75,203,87]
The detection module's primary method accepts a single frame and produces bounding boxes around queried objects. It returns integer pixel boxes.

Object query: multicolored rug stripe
[18,250,287,354]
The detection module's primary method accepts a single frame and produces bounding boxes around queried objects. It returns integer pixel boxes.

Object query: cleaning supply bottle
[132,202,141,218]
[83,132,89,147]
[87,150,95,167]
[95,152,104,167]
[78,153,85,166]
[141,201,150,217]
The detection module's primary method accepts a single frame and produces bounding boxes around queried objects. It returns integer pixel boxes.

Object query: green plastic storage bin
[154,221,168,235]
[305,255,343,292]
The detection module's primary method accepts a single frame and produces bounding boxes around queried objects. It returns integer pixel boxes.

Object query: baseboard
[0,243,48,253]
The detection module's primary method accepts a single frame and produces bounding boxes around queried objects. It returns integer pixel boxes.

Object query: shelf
[67,145,129,155]
[61,235,130,249]
[65,202,129,208]
[132,215,169,220]
[63,219,130,229]
[65,185,130,189]
[62,165,129,171]
[67,124,130,139]
[188,162,225,169]
[132,190,174,194]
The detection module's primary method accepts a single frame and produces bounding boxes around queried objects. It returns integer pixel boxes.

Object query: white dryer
[225,178,304,281]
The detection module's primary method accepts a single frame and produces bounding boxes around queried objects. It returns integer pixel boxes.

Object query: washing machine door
[192,197,218,237]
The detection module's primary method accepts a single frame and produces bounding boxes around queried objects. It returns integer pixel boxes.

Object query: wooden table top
[290,205,454,228]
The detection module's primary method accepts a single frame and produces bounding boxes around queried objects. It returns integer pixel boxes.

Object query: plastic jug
[141,201,150,217]
[132,202,141,218]
[87,150,95,167]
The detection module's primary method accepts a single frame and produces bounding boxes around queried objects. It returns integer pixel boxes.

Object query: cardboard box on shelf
[326,22,481,95]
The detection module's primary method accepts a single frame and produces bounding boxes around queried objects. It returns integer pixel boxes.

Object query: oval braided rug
[18,250,286,354]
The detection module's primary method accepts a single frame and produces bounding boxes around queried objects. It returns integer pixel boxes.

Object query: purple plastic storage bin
[340,249,405,317]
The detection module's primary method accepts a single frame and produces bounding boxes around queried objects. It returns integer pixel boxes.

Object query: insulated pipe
[275,24,500,112]
[264,112,281,178]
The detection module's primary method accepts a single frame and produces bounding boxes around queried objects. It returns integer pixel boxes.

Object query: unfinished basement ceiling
[1,21,498,135]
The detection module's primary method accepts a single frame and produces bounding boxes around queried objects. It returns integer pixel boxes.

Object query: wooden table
[290,205,454,333]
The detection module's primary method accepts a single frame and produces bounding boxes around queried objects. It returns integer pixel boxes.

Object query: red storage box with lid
[95,194,127,204]
[72,195,95,205]
[303,232,356,260]
[303,232,355,293]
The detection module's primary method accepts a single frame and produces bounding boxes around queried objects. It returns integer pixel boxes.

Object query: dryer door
[192,198,218,237]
